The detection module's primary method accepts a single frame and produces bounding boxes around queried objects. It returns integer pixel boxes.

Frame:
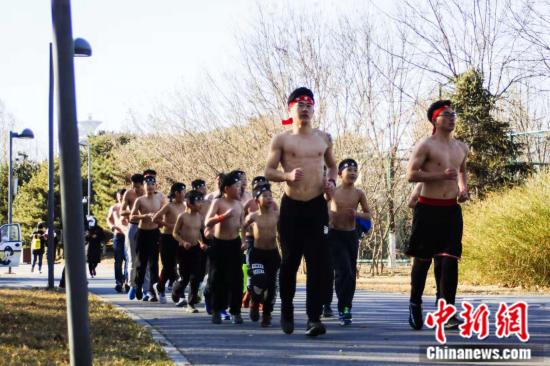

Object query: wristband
[217,214,225,223]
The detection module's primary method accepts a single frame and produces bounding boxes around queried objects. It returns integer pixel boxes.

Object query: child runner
[152,182,187,304]
[204,170,246,324]
[172,190,205,313]
[242,184,281,327]
[325,159,371,325]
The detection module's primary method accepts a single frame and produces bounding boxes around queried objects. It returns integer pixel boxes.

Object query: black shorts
[405,200,463,259]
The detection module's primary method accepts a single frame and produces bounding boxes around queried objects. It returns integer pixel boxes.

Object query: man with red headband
[405,99,469,331]
[265,87,338,337]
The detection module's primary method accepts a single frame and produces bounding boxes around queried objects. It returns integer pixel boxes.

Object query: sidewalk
[1,262,549,365]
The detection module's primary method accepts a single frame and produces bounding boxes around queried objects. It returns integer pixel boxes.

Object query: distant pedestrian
[86,217,105,278]
[30,223,46,273]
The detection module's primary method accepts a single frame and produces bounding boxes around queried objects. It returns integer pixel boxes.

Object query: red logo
[495,301,530,342]
[425,299,457,344]
[459,301,490,340]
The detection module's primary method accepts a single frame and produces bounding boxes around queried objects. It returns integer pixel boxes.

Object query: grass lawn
[0,288,173,366]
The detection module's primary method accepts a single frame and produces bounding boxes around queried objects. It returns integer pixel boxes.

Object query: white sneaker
[187,304,199,313]
[153,283,167,304]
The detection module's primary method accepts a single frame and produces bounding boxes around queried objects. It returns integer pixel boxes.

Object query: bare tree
[390,0,542,98]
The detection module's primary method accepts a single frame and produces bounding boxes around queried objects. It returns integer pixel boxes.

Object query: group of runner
[105,87,469,336]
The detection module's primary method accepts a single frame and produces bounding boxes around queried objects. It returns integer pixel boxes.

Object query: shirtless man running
[405,99,469,331]
[121,173,144,299]
[130,174,164,300]
[265,87,337,337]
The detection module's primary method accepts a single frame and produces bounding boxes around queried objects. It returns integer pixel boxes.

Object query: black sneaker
[280,314,294,334]
[323,304,334,318]
[212,312,222,324]
[149,295,158,302]
[232,313,244,324]
[136,287,143,300]
[408,303,423,330]
[306,320,327,337]
[114,284,123,293]
[175,298,187,307]
[261,313,272,328]
[124,284,130,293]
[249,302,260,322]
[445,315,463,330]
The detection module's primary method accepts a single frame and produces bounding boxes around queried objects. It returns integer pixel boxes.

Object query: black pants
[32,250,44,270]
[158,234,179,292]
[248,247,281,314]
[135,228,160,292]
[173,244,203,305]
[327,229,359,312]
[278,194,330,322]
[208,238,243,315]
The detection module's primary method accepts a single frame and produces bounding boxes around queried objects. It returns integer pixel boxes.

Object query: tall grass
[460,171,550,287]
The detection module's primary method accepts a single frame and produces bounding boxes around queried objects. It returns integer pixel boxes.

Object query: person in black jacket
[86,217,105,277]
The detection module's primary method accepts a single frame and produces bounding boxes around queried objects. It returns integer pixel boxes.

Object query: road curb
[93,293,192,366]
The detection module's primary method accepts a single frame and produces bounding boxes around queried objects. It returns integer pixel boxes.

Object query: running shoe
[211,312,222,324]
[153,283,167,304]
[261,313,272,328]
[340,307,352,326]
[221,309,231,321]
[142,291,150,302]
[176,298,187,307]
[322,304,334,318]
[280,314,294,334]
[128,287,136,300]
[306,320,326,337]
[445,315,463,330]
[232,313,243,324]
[408,303,423,330]
[187,304,199,313]
[249,302,260,322]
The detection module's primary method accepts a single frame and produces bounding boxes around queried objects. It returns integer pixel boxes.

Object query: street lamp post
[47,38,92,289]
[7,129,34,224]
[51,0,93,363]
[78,118,101,217]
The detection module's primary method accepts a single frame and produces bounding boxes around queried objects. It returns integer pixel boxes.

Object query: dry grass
[0,288,173,366]
[460,172,550,288]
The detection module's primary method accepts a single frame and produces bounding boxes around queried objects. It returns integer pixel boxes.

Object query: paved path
[1,262,549,365]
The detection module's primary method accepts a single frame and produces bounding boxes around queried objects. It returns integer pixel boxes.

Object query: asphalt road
[1,262,548,365]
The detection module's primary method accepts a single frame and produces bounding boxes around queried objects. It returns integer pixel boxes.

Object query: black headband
[338,160,358,173]
[254,184,271,199]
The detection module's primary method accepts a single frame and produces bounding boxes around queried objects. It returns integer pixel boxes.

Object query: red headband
[282,96,315,125]
[430,106,448,135]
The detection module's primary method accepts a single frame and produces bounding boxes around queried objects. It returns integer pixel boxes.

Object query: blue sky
[0,0,379,160]
[0,0,260,159]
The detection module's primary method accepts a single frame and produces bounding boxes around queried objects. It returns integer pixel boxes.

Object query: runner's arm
[120,191,131,218]
[265,134,288,182]
[357,191,372,220]
[408,183,423,208]
[129,199,148,221]
[204,199,222,228]
[172,214,186,244]
[152,203,169,225]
